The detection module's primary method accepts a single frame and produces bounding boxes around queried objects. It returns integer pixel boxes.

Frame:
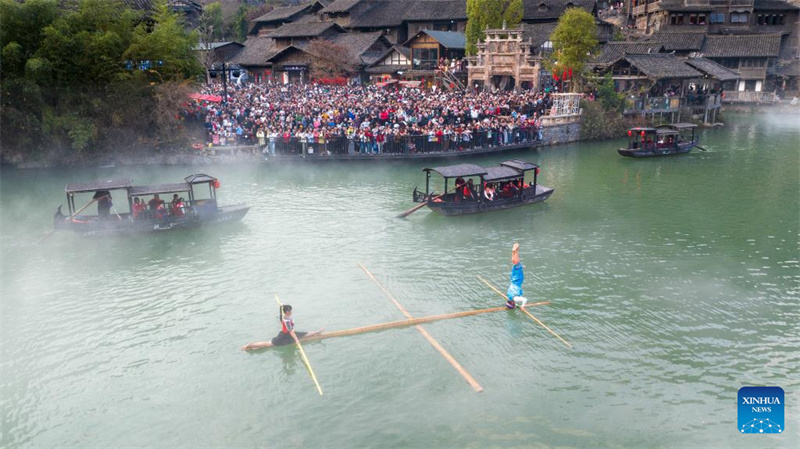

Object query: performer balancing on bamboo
[506,243,528,309]
[242,304,324,350]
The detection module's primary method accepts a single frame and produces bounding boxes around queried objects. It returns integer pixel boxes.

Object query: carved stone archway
[467,26,541,91]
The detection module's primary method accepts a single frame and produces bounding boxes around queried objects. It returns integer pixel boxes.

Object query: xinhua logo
[738,386,784,434]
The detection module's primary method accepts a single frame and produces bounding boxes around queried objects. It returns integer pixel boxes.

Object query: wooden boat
[53,174,249,236]
[619,123,698,158]
[412,159,554,216]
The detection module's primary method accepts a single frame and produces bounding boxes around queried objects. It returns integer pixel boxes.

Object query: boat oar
[695,145,708,152]
[275,294,323,396]
[396,185,462,219]
[477,275,572,349]
[35,196,105,244]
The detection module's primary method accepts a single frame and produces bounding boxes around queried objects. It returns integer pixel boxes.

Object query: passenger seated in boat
[241,304,324,350]
[484,183,495,201]
[171,194,186,217]
[463,179,476,200]
[646,138,655,151]
[132,197,146,219]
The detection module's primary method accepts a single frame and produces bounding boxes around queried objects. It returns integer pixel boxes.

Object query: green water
[1,113,798,448]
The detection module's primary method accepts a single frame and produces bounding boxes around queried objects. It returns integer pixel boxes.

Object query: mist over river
[1,113,798,447]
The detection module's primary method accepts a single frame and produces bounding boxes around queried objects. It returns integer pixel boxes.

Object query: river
[1,113,798,448]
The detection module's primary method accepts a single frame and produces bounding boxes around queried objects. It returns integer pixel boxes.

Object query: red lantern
[535,167,540,175]
[628,130,632,137]
[213,179,221,189]
[640,131,646,137]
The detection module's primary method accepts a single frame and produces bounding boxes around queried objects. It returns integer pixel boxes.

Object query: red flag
[569,68,573,78]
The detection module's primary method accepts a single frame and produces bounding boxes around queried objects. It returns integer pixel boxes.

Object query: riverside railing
[252,127,543,157]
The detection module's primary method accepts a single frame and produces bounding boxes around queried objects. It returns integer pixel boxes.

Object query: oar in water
[34,196,106,244]
[477,275,573,349]
[694,145,708,152]
[274,294,323,396]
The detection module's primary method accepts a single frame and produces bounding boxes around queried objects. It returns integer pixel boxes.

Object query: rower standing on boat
[506,243,528,309]
[242,304,324,350]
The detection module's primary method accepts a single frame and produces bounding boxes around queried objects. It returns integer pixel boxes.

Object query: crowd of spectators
[183,82,556,156]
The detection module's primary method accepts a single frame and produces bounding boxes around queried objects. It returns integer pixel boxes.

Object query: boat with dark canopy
[619,123,699,158]
[412,159,554,216]
[53,174,249,236]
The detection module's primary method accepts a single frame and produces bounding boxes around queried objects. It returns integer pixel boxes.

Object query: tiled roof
[596,42,665,64]
[226,36,279,67]
[404,1,467,21]
[350,1,467,28]
[685,57,740,81]
[754,0,800,10]
[701,34,781,58]
[320,0,363,13]
[522,22,558,47]
[768,58,800,76]
[350,1,413,27]
[273,31,389,66]
[268,22,342,38]
[252,2,313,23]
[522,0,596,20]
[625,53,703,79]
[410,30,466,49]
[648,31,706,52]
[330,31,390,64]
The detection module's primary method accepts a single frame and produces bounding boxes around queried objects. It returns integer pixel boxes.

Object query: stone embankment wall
[541,121,582,145]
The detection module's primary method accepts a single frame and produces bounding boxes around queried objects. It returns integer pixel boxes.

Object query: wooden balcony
[722,91,777,103]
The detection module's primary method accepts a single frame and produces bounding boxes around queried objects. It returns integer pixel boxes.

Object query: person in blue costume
[506,243,528,309]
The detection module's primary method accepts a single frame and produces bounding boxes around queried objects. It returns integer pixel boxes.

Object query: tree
[548,7,597,92]
[503,0,524,28]
[306,39,356,79]
[1,0,204,161]
[465,0,524,55]
[124,0,203,82]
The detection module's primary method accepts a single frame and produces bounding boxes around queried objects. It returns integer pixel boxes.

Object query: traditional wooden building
[700,33,782,94]
[364,45,412,81]
[249,1,330,36]
[405,30,466,73]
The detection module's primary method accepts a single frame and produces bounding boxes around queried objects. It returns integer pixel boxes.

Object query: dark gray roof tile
[701,34,781,58]
[685,57,740,81]
[625,53,703,79]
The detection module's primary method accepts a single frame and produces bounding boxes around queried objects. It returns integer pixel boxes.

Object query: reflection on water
[1,113,798,447]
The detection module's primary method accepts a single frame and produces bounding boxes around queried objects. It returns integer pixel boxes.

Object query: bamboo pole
[275,295,324,396]
[359,262,485,393]
[300,302,550,342]
[477,275,573,349]
[35,196,106,244]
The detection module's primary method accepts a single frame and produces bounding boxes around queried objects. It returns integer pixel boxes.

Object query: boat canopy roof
[424,163,487,178]
[484,166,524,182]
[500,159,539,172]
[185,173,218,184]
[65,178,133,194]
[129,183,192,196]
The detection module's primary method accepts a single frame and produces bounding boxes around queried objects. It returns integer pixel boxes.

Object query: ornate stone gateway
[467,25,540,91]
